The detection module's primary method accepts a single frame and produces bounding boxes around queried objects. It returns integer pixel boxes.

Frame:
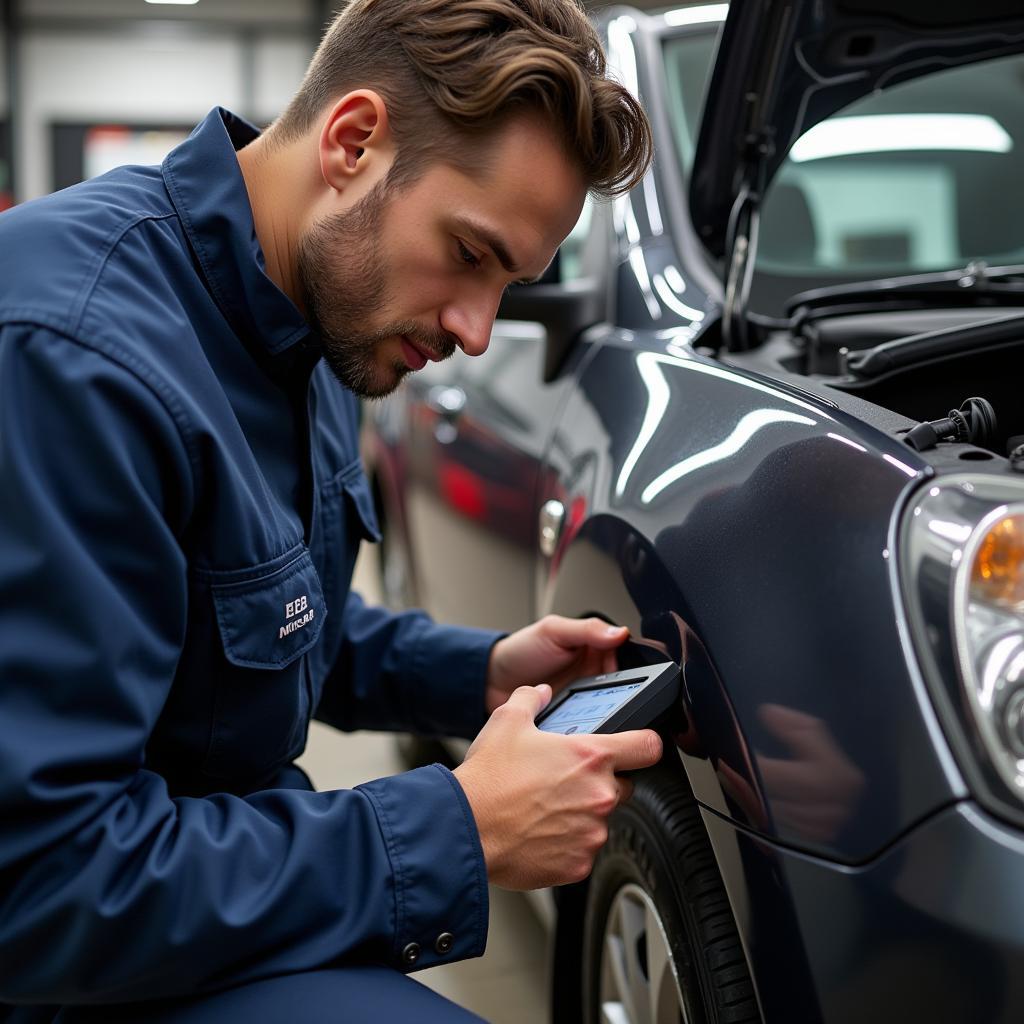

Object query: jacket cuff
[357,764,489,973]
[406,623,504,739]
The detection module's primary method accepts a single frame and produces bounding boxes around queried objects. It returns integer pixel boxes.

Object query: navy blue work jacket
[0,108,499,1013]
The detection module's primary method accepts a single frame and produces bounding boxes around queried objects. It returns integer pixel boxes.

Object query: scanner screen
[537,681,646,735]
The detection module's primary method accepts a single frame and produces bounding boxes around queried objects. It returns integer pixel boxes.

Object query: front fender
[537,338,961,865]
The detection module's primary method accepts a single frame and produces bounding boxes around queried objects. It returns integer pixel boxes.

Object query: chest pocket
[308,460,381,686]
[318,460,381,592]
[199,544,326,780]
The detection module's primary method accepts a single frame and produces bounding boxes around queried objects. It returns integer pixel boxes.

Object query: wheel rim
[599,883,689,1024]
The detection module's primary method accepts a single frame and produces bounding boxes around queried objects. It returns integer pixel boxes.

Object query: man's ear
[318,90,393,193]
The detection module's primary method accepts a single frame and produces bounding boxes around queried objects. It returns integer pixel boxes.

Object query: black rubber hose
[904,396,998,452]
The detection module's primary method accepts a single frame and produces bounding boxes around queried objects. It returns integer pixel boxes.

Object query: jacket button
[401,942,421,966]
[435,932,454,955]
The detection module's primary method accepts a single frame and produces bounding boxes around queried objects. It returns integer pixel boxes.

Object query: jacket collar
[162,107,310,358]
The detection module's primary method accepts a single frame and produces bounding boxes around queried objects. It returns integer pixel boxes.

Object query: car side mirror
[497,277,605,382]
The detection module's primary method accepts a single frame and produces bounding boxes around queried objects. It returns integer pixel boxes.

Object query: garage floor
[297,547,551,1024]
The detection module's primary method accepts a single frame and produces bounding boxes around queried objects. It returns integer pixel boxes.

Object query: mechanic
[0,1,659,1021]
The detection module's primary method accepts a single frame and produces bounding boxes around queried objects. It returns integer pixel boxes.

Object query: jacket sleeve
[315,592,504,739]
[0,325,488,1006]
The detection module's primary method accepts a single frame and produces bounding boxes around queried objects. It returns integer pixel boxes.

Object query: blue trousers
[51,967,488,1023]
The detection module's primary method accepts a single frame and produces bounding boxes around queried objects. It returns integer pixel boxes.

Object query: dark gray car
[367,3,1024,1020]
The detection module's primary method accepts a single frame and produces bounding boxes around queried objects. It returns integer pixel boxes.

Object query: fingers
[543,615,629,651]
[500,682,552,718]
[595,729,663,772]
[616,776,635,805]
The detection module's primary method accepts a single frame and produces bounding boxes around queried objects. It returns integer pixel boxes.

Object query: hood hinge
[721,131,774,353]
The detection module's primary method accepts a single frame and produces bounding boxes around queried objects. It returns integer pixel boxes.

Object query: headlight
[957,509,1024,793]
[901,475,1024,824]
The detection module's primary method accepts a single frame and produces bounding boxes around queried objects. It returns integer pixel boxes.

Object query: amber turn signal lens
[971,514,1024,608]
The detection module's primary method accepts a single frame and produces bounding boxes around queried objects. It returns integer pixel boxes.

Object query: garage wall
[15,27,312,200]
[0,22,7,113]
[253,36,311,125]
[25,0,313,25]
[9,0,679,202]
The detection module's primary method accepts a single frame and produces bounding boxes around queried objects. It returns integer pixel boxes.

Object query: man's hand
[485,615,630,715]
[454,684,662,890]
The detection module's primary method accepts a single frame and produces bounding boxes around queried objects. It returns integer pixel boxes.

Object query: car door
[396,200,600,631]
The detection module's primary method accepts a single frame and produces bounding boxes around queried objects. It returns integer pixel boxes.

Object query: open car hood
[689,0,1024,261]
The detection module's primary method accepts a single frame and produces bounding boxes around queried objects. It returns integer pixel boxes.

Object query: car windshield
[663,29,1024,313]
[760,55,1024,278]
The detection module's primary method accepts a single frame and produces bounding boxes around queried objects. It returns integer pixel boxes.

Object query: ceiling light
[790,114,1012,162]
[663,4,729,27]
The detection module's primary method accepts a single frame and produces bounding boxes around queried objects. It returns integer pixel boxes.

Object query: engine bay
[726,301,1024,462]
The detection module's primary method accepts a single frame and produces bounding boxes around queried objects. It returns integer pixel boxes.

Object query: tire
[582,757,759,1024]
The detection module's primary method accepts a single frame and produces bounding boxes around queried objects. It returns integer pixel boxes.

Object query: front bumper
[703,801,1024,1023]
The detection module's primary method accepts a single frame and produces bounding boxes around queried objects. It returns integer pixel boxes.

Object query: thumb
[502,683,553,719]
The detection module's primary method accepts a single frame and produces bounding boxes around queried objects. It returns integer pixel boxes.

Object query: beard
[296,179,456,399]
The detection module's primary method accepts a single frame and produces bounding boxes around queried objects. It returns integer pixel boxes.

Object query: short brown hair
[271,0,652,198]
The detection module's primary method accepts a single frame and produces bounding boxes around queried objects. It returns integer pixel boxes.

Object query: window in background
[51,122,193,193]
[661,28,721,180]
[83,126,191,180]
[559,196,594,283]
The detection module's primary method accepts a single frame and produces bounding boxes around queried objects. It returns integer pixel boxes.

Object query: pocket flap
[339,463,382,542]
[210,546,326,669]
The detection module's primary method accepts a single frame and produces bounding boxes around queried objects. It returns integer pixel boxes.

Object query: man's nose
[440,290,502,357]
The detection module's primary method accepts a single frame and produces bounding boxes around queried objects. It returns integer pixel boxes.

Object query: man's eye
[457,240,481,268]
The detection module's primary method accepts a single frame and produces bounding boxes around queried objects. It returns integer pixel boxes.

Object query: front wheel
[582,758,759,1024]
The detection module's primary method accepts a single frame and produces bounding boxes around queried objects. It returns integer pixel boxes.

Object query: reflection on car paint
[642,408,819,504]
[627,247,662,322]
[651,266,705,320]
[606,15,640,96]
[615,349,838,504]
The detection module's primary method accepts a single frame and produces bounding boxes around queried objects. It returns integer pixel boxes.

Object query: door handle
[538,499,565,558]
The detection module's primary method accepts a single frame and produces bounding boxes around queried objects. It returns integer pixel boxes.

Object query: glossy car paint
[704,803,1024,1023]
[538,326,962,862]
[365,7,1024,1021]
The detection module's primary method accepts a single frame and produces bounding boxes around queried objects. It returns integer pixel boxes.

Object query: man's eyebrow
[453,217,540,285]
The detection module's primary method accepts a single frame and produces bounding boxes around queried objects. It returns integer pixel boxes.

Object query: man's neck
[235,134,307,314]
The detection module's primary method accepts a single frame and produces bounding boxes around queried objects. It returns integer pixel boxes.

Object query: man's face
[297,117,587,398]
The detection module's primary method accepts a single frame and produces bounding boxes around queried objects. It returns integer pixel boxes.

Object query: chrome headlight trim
[953,501,1024,799]
[900,473,1024,826]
